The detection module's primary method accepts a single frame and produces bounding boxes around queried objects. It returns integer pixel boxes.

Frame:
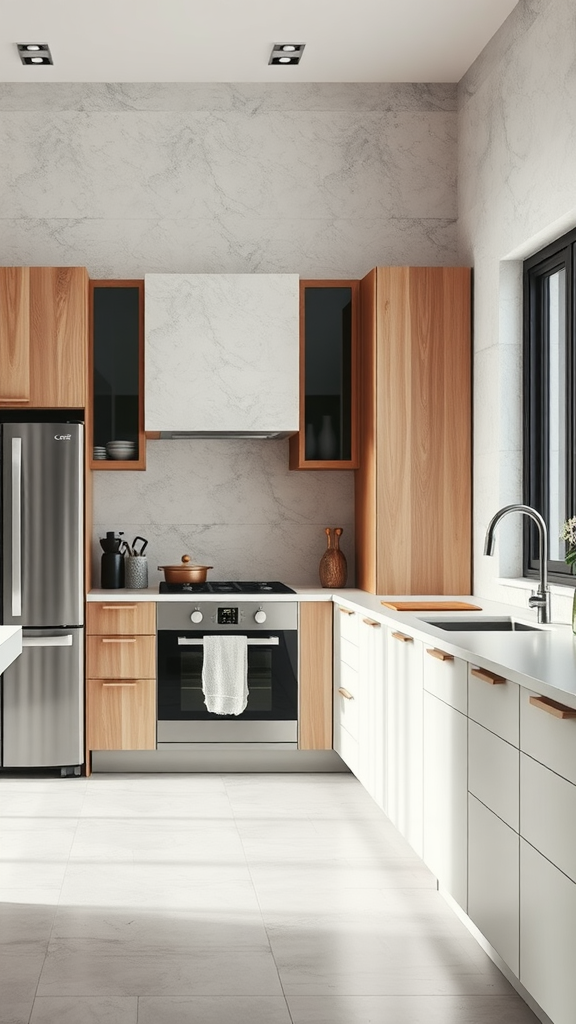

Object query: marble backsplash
[92,438,355,588]
[0,81,459,588]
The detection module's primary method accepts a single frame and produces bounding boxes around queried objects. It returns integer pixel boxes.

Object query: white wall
[458,0,576,620]
[0,82,458,585]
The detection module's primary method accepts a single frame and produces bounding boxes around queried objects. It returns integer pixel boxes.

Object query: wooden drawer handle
[101,605,138,611]
[363,618,381,628]
[426,648,454,662]
[100,638,137,643]
[529,695,576,719]
[102,682,138,687]
[392,631,413,643]
[339,607,355,616]
[338,687,354,700]
[0,397,29,403]
[471,667,506,686]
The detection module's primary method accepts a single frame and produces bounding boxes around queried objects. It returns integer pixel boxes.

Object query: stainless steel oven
[157,601,298,744]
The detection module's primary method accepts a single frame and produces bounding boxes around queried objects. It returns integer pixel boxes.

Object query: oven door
[157,629,298,743]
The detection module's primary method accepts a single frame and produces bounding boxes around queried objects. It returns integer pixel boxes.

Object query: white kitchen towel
[202,635,249,715]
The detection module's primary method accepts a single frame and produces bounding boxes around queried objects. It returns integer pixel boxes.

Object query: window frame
[523,226,576,583]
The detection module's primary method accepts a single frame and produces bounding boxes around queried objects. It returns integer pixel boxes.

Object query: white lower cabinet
[520,838,576,1024]
[357,616,386,809]
[468,794,519,974]
[386,628,423,855]
[423,689,468,910]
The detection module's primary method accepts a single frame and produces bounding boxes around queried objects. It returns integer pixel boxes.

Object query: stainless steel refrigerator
[1,422,84,772]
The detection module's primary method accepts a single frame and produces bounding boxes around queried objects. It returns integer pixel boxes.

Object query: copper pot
[157,555,213,584]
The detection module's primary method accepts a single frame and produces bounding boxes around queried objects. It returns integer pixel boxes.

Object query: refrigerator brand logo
[54,434,72,441]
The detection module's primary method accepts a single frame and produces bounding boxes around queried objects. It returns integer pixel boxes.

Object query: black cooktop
[158,580,296,595]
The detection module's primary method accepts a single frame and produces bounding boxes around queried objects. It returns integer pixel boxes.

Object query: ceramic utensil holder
[124,556,148,589]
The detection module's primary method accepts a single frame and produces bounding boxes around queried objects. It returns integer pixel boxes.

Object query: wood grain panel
[87,678,156,750]
[355,269,377,592]
[377,267,413,593]
[298,601,333,750]
[87,602,156,636]
[0,267,30,403]
[29,267,88,407]
[356,266,471,596]
[87,634,156,679]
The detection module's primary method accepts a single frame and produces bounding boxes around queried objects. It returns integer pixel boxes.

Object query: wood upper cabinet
[289,280,359,469]
[0,266,88,408]
[0,268,29,403]
[355,266,471,594]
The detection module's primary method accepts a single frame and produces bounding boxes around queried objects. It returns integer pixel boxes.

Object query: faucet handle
[528,590,551,624]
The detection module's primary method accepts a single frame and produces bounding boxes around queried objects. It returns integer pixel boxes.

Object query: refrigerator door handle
[22,635,74,648]
[11,437,22,618]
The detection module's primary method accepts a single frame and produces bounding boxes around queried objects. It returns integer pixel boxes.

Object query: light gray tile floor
[0,772,540,1024]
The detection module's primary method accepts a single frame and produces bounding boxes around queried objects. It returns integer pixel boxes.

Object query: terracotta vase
[319,527,348,588]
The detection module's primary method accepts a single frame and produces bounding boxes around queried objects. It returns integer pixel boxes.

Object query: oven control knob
[190,610,203,624]
[254,609,267,624]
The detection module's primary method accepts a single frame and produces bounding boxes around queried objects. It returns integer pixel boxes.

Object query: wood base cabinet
[86,602,157,769]
[87,678,155,751]
[299,602,333,750]
[355,266,471,594]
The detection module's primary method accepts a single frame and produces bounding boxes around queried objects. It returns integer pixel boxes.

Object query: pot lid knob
[181,555,191,564]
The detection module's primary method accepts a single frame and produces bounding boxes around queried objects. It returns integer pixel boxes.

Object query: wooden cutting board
[380,600,483,611]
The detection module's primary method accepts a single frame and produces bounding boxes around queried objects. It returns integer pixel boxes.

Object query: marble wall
[0,82,458,585]
[458,0,576,619]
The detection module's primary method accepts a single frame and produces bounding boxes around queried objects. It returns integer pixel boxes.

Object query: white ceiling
[0,0,519,84]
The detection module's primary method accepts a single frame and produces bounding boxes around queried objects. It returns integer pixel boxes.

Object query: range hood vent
[158,430,292,440]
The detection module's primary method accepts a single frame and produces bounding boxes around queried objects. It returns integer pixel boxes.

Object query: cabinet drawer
[87,678,156,750]
[520,752,576,882]
[336,604,359,646]
[87,634,156,679]
[468,720,519,831]
[335,662,359,738]
[423,648,467,713]
[334,722,359,776]
[468,667,519,745]
[340,636,359,671]
[520,838,576,1024]
[468,794,519,975]
[87,602,156,636]
[520,687,576,785]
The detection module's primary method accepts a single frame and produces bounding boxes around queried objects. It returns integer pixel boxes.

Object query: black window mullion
[523,230,575,583]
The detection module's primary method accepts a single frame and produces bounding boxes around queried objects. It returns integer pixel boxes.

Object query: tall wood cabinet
[0,267,88,408]
[355,266,471,594]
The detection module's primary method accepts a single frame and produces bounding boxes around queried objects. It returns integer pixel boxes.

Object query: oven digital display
[218,606,239,625]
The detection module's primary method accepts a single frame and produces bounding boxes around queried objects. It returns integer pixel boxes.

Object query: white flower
[560,517,576,546]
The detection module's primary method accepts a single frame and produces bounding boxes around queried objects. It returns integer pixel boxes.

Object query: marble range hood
[145,273,300,440]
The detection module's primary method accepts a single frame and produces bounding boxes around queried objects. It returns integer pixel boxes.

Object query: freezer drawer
[1,628,83,768]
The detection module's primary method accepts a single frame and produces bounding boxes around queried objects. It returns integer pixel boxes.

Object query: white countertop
[87,586,576,709]
[0,626,22,676]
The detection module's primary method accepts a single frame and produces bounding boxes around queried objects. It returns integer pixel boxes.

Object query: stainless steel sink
[422,617,544,632]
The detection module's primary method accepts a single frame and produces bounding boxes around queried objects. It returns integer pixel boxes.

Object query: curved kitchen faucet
[483,504,551,624]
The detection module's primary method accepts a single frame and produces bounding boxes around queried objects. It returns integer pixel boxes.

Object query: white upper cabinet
[144,274,300,435]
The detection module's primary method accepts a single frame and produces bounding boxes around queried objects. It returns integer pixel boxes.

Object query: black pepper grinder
[99,531,125,589]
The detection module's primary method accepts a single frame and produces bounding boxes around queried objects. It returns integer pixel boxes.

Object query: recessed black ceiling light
[17,43,53,66]
[269,43,305,66]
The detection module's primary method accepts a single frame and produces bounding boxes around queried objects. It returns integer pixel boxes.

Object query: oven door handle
[177,636,280,646]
